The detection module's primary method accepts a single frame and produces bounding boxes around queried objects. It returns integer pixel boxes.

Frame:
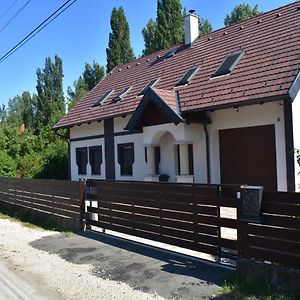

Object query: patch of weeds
[0,207,69,233]
[63,231,72,237]
[219,272,300,300]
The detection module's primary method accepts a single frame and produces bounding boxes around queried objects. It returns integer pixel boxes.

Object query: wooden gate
[85,180,239,262]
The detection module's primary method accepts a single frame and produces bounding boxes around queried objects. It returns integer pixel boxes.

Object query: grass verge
[220,272,300,300]
[0,207,72,237]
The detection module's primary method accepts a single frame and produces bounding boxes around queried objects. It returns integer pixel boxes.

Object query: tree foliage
[224,3,262,26]
[142,0,212,55]
[36,54,65,128]
[67,61,105,110]
[0,54,68,179]
[106,7,135,73]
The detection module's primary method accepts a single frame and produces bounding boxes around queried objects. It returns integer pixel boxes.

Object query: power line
[0,0,32,35]
[0,0,78,64]
[0,0,19,22]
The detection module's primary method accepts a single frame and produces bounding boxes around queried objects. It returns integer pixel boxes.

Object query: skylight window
[138,78,160,95]
[175,66,199,86]
[112,86,132,103]
[165,48,178,59]
[92,90,114,107]
[212,50,244,78]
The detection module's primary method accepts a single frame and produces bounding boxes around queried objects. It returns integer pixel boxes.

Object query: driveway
[31,230,233,299]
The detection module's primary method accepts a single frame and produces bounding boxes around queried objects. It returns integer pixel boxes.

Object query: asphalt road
[0,257,62,300]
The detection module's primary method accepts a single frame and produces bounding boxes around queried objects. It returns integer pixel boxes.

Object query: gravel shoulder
[0,218,164,300]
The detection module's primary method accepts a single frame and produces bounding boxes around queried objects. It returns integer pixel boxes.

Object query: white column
[179,144,189,175]
[146,146,155,175]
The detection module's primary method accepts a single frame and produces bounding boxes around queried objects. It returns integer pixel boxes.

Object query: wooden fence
[0,177,299,269]
[238,191,300,268]
[85,180,300,269]
[0,177,84,231]
[85,180,239,261]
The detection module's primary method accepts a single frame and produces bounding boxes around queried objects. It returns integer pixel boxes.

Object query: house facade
[55,2,300,192]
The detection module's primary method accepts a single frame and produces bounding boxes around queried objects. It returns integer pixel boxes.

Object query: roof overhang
[125,87,183,131]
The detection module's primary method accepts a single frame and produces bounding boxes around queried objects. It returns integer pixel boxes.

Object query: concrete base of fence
[0,202,82,232]
[236,259,300,294]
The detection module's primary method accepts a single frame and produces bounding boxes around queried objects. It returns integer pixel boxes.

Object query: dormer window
[112,86,132,103]
[176,66,199,86]
[92,90,114,107]
[212,50,244,78]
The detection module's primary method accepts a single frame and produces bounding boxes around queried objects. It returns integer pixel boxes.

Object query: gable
[125,87,183,131]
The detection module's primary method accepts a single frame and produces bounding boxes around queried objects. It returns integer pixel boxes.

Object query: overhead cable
[0,0,78,64]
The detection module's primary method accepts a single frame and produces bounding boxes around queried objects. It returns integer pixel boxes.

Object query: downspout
[202,123,211,184]
[54,128,71,180]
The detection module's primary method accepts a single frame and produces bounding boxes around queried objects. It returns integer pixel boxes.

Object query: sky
[0,0,295,107]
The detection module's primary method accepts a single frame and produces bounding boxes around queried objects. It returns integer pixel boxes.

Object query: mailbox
[240,185,264,223]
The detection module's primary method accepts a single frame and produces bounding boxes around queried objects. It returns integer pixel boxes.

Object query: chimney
[184,10,199,46]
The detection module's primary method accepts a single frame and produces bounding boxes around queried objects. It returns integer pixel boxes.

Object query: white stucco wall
[143,122,206,183]
[114,115,131,132]
[69,121,104,139]
[69,101,289,190]
[207,101,287,191]
[292,91,300,192]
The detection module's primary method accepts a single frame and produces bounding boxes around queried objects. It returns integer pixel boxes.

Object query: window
[118,143,134,176]
[76,147,87,175]
[112,86,132,103]
[138,78,160,95]
[176,144,194,175]
[211,50,244,77]
[164,48,178,59]
[176,66,199,86]
[89,146,102,175]
[144,146,161,174]
[188,144,194,175]
[92,90,114,107]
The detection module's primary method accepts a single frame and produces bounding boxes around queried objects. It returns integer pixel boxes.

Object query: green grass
[0,208,72,237]
[220,272,300,300]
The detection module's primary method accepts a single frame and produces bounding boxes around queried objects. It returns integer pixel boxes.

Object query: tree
[156,0,183,50]
[142,19,158,56]
[199,18,212,35]
[6,92,36,129]
[106,7,135,73]
[36,54,65,128]
[224,3,262,26]
[0,104,6,122]
[142,1,212,55]
[67,61,105,110]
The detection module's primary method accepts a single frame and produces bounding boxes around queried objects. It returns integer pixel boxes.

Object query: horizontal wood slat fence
[85,180,300,269]
[238,191,300,268]
[0,177,84,231]
[85,180,240,261]
[0,177,299,269]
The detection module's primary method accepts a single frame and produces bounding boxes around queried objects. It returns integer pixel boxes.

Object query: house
[55,2,300,192]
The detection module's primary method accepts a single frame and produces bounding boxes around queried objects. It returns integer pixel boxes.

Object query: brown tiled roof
[55,2,300,129]
[152,88,177,112]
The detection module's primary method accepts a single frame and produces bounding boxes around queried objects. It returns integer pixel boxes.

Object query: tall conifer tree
[106,7,134,73]
[36,54,65,127]
[142,0,212,55]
